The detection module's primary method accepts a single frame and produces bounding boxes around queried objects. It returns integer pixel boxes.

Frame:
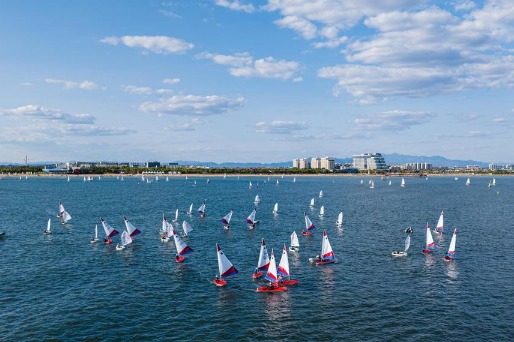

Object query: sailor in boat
[104,237,112,244]
[250,222,256,229]
[405,226,413,234]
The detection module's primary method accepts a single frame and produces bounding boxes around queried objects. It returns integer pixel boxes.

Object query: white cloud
[100,35,193,54]
[198,52,301,80]
[139,94,245,116]
[255,120,309,134]
[163,78,181,84]
[274,15,317,39]
[45,78,99,90]
[0,105,95,124]
[123,85,153,95]
[166,118,206,131]
[58,125,136,136]
[353,110,436,131]
[215,0,255,13]
[454,0,476,11]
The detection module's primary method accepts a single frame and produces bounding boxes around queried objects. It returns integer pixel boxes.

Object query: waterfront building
[320,156,335,171]
[352,153,388,171]
[311,157,321,169]
[299,158,310,169]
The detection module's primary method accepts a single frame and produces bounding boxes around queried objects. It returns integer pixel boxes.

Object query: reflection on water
[446,262,458,281]
[263,289,291,322]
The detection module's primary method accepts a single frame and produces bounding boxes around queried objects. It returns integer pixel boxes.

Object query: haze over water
[1,175,513,341]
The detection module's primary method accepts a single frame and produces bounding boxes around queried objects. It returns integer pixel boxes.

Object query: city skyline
[1,1,514,163]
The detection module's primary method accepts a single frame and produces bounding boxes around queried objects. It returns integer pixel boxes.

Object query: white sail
[245,209,257,224]
[425,223,435,250]
[166,220,174,237]
[492,178,496,186]
[57,201,72,223]
[401,178,405,187]
[123,216,141,237]
[466,177,470,186]
[120,231,133,247]
[173,209,179,222]
[172,229,192,255]
[319,190,323,198]
[319,205,325,217]
[265,250,278,282]
[187,203,193,215]
[221,210,233,226]
[404,235,411,252]
[101,218,119,238]
[436,211,444,233]
[94,224,98,239]
[447,229,457,258]
[217,244,238,278]
[310,198,315,207]
[161,215,167,234]
[277,244,290,277]
[304,212,315,231]
[388,180,392,186]
[249,181,252,190]
[44,218,51,234]
[256,239,270,270]
[290,231,299,248]
[293,177,296,183]
[182,220,193,236]
[336,212,343,226]
[198,201,206,216]
[272,203,278,214]
[320,230,335,260]
[254,195,260,203]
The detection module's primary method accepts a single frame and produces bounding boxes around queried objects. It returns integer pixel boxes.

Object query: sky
[1,0,513,164]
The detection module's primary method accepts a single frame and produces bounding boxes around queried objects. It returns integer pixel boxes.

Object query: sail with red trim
[123,216,141,237]
[101,218,119,238]
[172,229,192,255]
[423,223,436,253]
[304,212,315,231]
[57,200,72,224]
[435,211,444,233]
[445,229,457,261]
[277,244,290,277]
[265,249,278,282]
[221,210,233,225]
[245,208,257,224]
[256,239,270,271]
[320,230,335,261]
[217,244,238,278]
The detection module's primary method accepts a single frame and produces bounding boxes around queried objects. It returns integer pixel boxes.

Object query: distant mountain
[171,160,292,168]
[382,153,489,167]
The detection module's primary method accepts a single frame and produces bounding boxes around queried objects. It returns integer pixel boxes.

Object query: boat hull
[280,279,299,285]
[252,271,263,279]
[288,247,299,252]
[309,258,334,265]
[257,286,288,292]
[391,251,407,257]
[213,278,227,287]
[443,256,454,262]
[175,255,185,263]
[422,249,432,255]
[301,231,311,236]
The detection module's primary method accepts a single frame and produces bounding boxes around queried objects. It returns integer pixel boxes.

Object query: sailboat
[44,218,51,235]
[213,243,238,287]
[293,177,296,183]
[171,228,193,263]
[391,235,411,257]
[245,208,258,228]
[90,224,99,243]
[369,180,375,189]
[252,239,270,279]
[309,230,335,265]
[101,218,120,244]
[336,212,343,227]
[466,177,470,186]
[309,198,315,207]
[123,216,142,237]
[319,190,323,198]
[116,231,132,251]
[254,195,260,204]
[319,205,325,217]
[172,209,179,222]
[67,176,70,182]
[401,178,406,188]
[221,210,233,229]
[257,249,288,292]
[276,179,279,186]
[443,229,458,262]
[186,203,193,216]
[181,220,193,237]
[422,223,436,254]
[277,244,298,285]
[388,180,392,186]
[289,231,299,252]
[160,216,170,241]
[434,211,444,234]
[249,181,252,190]
[301,212,315,236]
[57,200,72,224]
[198,201,206,218]
[272,203,278,215]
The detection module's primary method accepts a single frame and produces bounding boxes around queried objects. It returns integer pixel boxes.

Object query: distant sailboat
[44,218,51,235]
[277,244,299,285]
[434,211,444,234]
[57,200,72,224]
[319,190,323,198]
[172,209,179,222]
[388,180,392,186]
[213,244,238,287]
[249,181,252,190]
[309,198,315,207]
[186,203,193,216]
[272,203,278,215]
[443,229,458,262]
[466,177,470,186]
[301,212,315,236]
[221,210,233,229]
[336,212,343,227]
[254,195,260,204]
[181,220,193,237]
[370,180,375,189]
[252,239,270,279]
[391,235,411,257]
[123,216,142,237]
[90,224,99,243]
[198,201,206,218]
[116,231,132,251]
[245,208,258,228]
[289,231,299,252]
[319,205,325,217]
[160,216,172,242]
[309,230,335,265]
[422,223,436,254]
[171,227,192,263]
[401,178,406,188]
[293,177,296,183]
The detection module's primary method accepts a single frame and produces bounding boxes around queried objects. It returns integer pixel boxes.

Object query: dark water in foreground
[1,175,513,341]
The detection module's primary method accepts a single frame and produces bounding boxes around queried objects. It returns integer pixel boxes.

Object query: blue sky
[1,0,513,164]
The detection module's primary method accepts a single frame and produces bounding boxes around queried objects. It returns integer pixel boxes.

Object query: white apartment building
[353,153,388,171]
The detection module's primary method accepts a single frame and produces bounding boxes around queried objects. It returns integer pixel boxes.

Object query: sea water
[0,175,513,341]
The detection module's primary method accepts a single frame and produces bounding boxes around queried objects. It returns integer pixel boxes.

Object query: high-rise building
[299,158,310,169]
[311,157,321,169]
[352,153,388,171]
[320,156,335,171]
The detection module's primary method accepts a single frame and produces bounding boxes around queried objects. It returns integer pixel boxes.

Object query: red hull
[257,286,288,292]
[175,256,185,263]
[301,231,311,236]
[280,279,299,285]
[443,256,454,262]
[422,249,431,255]
[213,278,227,287]
[252,272,263,279]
